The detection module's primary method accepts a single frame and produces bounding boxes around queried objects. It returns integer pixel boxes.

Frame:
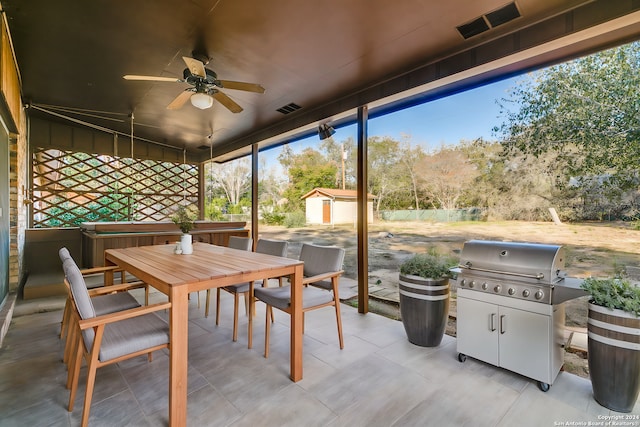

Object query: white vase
[180,234,193,255]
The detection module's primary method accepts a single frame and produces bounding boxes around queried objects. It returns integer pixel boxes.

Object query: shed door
[322,200,331,224]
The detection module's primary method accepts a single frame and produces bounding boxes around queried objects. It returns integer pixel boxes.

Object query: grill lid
[459,240,566,284]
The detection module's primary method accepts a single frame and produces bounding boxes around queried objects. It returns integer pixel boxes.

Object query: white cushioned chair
[204,235,253,322]
[63,257,170,427]
[207,239,288,343]
[252,243,345,357]
[58,247,147,366]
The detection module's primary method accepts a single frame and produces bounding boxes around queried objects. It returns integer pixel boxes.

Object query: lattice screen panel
[32,148,198,227]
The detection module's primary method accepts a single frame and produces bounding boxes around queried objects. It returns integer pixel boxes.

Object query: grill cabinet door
[457,296,498,365]
[498,306,551,383]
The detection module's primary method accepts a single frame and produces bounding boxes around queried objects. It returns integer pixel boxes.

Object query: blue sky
[260,75,522,167]
[368,77,518,149]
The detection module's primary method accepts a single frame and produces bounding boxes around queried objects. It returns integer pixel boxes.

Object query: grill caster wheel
[457,353,467,363]
[537,381,550,392]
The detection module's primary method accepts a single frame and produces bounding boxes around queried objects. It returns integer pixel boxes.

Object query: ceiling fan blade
[167,90,194,110]
[182,56,206,78]
[217,80,265,93]
[212,91,243,113]
[123,75,181,82]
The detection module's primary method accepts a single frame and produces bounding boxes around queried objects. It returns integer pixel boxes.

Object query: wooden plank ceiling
[2,0,640,162]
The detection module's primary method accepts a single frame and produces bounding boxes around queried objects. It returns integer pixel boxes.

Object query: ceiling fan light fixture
[318,123,335,140]
[191,92,214,109]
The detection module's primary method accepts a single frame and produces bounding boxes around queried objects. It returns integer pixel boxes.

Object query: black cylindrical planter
[587,302,640,413]
[399,274,449,347]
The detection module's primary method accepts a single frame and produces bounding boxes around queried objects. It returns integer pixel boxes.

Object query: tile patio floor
[0,288,638,427]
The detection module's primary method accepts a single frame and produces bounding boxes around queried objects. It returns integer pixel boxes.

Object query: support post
[251,144,259,248]
[198,163,205,220]
[357,106,369,314]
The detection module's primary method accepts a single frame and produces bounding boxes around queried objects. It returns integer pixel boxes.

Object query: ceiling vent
[457,2,521,39]
[457,17,490,39]
[486,2,521,27]
[277,102,302,114]
[197,145,210,150]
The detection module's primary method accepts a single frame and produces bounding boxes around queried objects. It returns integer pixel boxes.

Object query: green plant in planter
[580,276,640,412]
[398,248,458,347]
[400,250,458,279]
[170,205,199,234]
[580,277,640,316]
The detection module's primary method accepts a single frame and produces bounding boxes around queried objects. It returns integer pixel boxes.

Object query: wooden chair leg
[67,339,83,409]
[63,321,76,365]
[248,284,254,349]
[333,278,344,349]
[261,280,275,323]
[60,298,70,339]
[216,288,222,326]
[81,359,98,427]
[243,292,250,316]
[66,333,79,389]
[232,292,239,342]
[204,289,211,317]
[335,299,344,349]
[264,305,272,358]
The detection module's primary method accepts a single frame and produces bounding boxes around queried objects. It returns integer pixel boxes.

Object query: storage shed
[302,188,375,225]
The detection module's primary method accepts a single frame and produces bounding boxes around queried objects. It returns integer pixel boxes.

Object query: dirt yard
[260,220,640,379]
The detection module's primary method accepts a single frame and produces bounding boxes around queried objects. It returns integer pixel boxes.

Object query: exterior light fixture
[318,123,335,140]
[191,92,214,109]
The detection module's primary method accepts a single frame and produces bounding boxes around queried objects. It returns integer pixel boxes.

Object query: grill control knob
[535,290,544,300]
[508,287,516,296]
[481,282,488,290]
[469,281,475,289]
[494,285,501,293]
[460,279,466,287]
[522,289,531,298]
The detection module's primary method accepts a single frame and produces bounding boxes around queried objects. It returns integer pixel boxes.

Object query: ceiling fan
[123,54,265,113]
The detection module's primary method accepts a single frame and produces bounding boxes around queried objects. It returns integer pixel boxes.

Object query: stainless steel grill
[455,240,587,391]
[457,240,585,305]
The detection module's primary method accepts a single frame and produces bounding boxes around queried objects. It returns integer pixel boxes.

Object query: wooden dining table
[104,242,304,426]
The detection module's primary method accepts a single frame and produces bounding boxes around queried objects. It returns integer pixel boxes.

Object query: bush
[400,249,458,279]
[261,211,286,225]
[581,277,640,316]
[284,211,306,228]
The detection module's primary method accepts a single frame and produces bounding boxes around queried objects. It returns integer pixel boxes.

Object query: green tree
[497,42,640,200]
[258,157,286,213]
[367,136,406,211]
[398,138,427,212]
[207,158,251,205]
[280,147,337,211]
[417,144,479,210]
[320,136,356,189]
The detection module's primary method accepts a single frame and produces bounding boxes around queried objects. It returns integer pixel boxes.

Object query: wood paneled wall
[0,14,21,132]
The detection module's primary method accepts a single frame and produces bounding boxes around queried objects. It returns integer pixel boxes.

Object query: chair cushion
[63,258,96,319]
[92,313,169,362]
[224,281,256,294]
[300,244,345,277]
[256,239,288,257]
[58,247,73,263]
[92,292,141,316]
[228,236,252,251]
[308,279,333,291]
[222,239,287,295]
[254,285,334,310]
